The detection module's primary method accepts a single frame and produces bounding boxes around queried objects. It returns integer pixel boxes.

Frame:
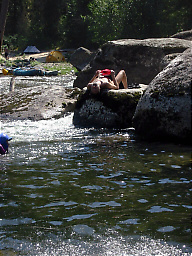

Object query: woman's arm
[87,70,101,85]
[110,70,119,89]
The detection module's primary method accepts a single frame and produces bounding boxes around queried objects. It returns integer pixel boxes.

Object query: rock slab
[73,85,147,128]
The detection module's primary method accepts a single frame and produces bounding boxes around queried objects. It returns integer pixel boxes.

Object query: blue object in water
[0,133,12,152]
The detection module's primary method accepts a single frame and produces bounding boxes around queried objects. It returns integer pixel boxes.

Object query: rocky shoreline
[0,76,80,121]
[0,51,82,121]
[1,34,191,143]
[0,67,80,121]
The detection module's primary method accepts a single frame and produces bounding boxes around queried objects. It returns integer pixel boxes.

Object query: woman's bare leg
[115,70,128,89]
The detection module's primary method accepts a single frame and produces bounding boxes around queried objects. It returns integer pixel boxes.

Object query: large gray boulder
[133,48,192,143]
[73,85,147,128]
[73,38,192,89]
[69,47,95,71]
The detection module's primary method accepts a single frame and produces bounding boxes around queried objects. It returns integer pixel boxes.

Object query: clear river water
[0,75,191,255]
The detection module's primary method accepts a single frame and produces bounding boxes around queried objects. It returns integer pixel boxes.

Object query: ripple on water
[64,213,97,222]
[97,172,123,179]
[72,224,95,236]
[49,221,63,226]
[157,226,176,233]
[33,200,77,209]
[171,165,182,169]
[147,206,174,213]
[87,201,121,208]
[119,218,140,225]
[0,218,35,226]
[81,185,103,191]
[137,199,148,203]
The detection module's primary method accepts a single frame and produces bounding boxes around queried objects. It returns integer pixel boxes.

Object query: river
[0,75,191,255]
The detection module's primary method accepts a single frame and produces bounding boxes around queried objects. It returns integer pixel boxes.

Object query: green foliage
[0,54,5,63]
[87,0,123,45]
[86,0,192,46]
[2,0,192,50]
[42,63,78,75]
[58,0,92,48]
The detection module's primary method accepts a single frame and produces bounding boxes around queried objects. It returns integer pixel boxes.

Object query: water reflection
[0,113,191,255]
[0,231,191,256]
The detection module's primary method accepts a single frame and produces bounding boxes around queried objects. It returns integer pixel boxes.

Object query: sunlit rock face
[133,48,192,143]
[170,29,192,41]
[74,98,118,128]
[73,85,147,128]
[73,38,192,89]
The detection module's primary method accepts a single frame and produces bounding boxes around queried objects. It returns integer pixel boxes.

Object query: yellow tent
[46,51,65,63]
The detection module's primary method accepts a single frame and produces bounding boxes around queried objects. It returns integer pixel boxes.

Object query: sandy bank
[9,52,50,63]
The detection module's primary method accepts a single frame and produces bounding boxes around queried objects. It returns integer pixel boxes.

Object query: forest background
[1,0,192,52]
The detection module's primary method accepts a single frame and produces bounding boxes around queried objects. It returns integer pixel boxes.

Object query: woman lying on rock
[87,69,128,94]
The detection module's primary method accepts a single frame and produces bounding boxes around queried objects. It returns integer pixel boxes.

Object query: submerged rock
[133,48,192,143]
[73,84,147,128]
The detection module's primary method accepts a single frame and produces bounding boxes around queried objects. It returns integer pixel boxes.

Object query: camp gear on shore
[24,46,40,54]
[2,68,58,76]
[46,51,65,63]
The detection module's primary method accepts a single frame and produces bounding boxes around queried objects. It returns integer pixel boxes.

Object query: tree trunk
[0,0,9,53]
